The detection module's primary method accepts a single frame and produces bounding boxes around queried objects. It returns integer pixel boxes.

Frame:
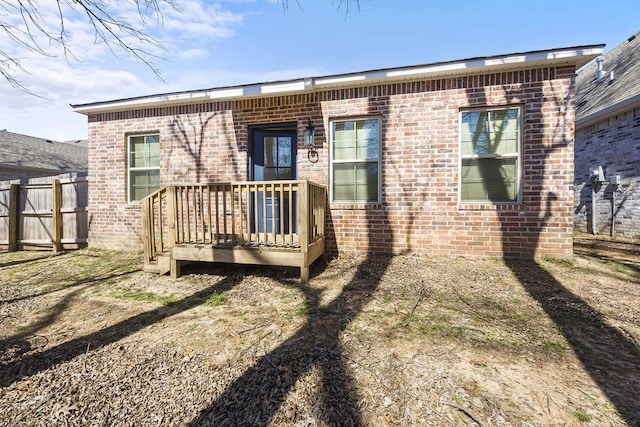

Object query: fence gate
[0,173,88,252]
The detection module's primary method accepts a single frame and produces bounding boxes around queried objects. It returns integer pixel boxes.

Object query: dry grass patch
[0,245,638,426]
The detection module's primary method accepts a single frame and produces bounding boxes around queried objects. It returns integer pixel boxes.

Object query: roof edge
[0,163,75,174]
[577,93,640,128]
[72,44,604,115]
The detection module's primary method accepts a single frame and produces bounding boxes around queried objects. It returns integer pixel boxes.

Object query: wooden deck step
[143,253,171,275]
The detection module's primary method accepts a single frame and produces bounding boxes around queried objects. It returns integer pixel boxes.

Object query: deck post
[142,196,152,264]
[170,258,183,279]
[167,185,177,247]
[51,179,63,253]
[300,266,310,283]
[298,180,310,283]
[8,184,19,252]
[167,185,181,278]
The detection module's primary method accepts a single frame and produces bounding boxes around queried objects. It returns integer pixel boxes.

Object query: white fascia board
[260,80,307,94]
[313,74,367,86]
[72,46,603,115]
[315,47,604,87]
[577,93,640,128]
[208,79,308,100]
[207,88,245,99]
[72,92,210,114]
[73,81,310,114]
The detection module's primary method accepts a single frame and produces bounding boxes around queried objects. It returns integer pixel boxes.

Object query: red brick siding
[87,66,575,257]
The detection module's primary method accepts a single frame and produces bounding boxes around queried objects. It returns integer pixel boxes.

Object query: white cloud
[0,45,155,140]
[0,102,88,141]
[177,48,210,60]
[0,0,273,140]
[1,0,244,79]
[161,1,243,36]
[1,51,151,102]
[0,59,153,140]
[0,1,246,95]
[168,21,237,38]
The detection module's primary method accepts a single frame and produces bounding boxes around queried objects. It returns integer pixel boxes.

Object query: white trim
[128,134,160,202]
[209,80,309,100]
[72,46,604,115]
[458,106,523,204]
[329,117,382,204]
[73,92,210,114]
[324,47,603,85]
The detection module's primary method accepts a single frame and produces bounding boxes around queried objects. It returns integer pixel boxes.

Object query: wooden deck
[141,180,326,282]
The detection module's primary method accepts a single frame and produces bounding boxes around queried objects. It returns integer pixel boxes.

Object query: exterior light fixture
[304,119,315,148]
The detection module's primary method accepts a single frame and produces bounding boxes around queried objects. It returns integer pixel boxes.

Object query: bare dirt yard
[1,235,639,426]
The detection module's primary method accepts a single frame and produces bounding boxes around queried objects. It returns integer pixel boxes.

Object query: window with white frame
[128,134,160,202]
[460,107,521,203]
[331,117,380,203]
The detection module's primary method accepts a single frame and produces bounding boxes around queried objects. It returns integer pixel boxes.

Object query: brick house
[72,45,602,277]
[574,32,640,239]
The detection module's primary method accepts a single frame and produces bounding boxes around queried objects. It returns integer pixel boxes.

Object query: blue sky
[1,0,638,141]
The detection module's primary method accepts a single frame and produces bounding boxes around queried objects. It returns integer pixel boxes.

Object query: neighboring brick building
[574,32,640,240]
[73,45,602,259]
[0,130,88,181]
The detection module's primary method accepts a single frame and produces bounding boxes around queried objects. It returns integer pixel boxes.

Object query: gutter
[72,45,604,115]
[0,164,77,175]
[576,93,640,128]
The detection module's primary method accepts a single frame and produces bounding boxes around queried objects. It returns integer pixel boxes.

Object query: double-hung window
[460,107,521,203]
[331,118,381,203]
[128,134,160,202]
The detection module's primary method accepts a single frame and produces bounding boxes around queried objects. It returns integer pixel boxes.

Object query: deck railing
[141,180,326,266]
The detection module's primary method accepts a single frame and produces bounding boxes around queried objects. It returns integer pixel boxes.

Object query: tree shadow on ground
[573,241,640,279]
[465,78,640,423]
[0,252,63,269]
[190,99,397,426]
[1,283,94,363]
[502,95,638,422]
[505,153,640,424]
[0,274,243,388]
[505,257,640,423]
[0,269,136,305]
[189,255,391,426]
[1,264,140,365]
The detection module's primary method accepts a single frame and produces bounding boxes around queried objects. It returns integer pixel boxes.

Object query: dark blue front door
[249,127,297,235]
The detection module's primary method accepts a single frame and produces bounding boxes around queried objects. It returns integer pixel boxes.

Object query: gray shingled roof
[576,31,640,125]
[0,129,88,173]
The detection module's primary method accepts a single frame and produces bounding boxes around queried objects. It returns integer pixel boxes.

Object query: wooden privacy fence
[0,174,88,252]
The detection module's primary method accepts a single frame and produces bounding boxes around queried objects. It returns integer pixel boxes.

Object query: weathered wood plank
[172,245,304,267]
[52,179,63,253]
[8,184,19,252]
[298,180,309,269]
[167,186,177,247]
[142,196,152,264]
